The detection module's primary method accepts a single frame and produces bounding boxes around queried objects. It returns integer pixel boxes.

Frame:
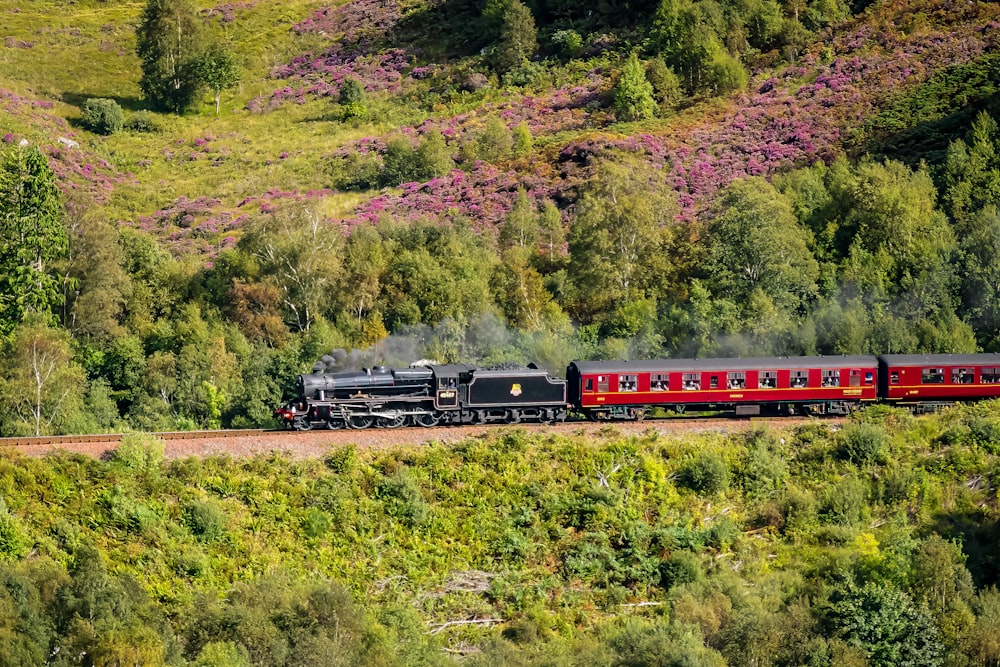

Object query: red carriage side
[567,356,879,419]
[878,354,1000,407]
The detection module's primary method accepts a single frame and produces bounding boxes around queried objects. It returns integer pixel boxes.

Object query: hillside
[0,411,997,664]
[1,0,1000,428]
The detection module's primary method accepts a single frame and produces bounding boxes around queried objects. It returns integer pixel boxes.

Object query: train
[274,353,1000,430]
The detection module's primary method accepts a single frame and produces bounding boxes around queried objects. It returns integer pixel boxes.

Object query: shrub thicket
[81,98,125,135]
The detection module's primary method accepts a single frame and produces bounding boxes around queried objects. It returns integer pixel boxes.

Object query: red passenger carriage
[566,356,879,419]
[878,354,1000,408]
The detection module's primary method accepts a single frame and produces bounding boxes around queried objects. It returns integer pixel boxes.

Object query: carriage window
[727,372,746,389]
[822,370,841,387]
[849,369,862,386]
[864,371,873,385]
[890,371,899,384]
[710,376,719,389]
[760,371,777,388]
[598,375,609,392]
[922,368,944,384]
[585,378,594,392]
[618,374,638,392]
[682,373,701,390]
[952,368,974,384]
[983,368,1000,384]
[651,374,669,391]
[791,370,809,388]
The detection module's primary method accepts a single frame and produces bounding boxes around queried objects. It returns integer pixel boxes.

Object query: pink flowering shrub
[346,163,528,233]
[292,0,404,45]
[251,48,411,110]
[1,88,134,203]
[128,196,254,257]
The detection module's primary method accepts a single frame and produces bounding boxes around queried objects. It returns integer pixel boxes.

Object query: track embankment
[0,417,843,459]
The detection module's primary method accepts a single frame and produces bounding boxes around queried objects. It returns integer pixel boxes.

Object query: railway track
[0,416,844,458]
[0,429,270,449]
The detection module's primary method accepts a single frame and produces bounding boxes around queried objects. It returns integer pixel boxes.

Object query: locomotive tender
[276,353,1000,430]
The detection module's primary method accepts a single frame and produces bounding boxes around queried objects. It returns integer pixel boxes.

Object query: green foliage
[124,110,163,133]
[491,0,538,74]
[81,98,125,135]
[828,579,944,666]
[110,432,165,472]
[645,58,684,112]
[193,44,241,115]
[551,29,583,58]
[568,155,676,319]
[614,53,657,122]
[839,422,889,466]
[375,471,428,526]
[0,146,67,338]
[739,428,789,498]
[706,176,819,314]
[1,321,85,437]
[0,499,28,563]
[182,500,227,543]
[679,452,730,495]
[337,77,367,120]
[659,550,702,589]
[135,0,204,113]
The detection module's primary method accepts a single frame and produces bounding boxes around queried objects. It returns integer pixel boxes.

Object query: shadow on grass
[61,91,149,113]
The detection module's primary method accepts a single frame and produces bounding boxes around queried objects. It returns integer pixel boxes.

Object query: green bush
[374,472,428,526]
[110,432,165,473]
[338,77,367,120]
[840,422,889,466]
[124,110,162,133]
[551,29,583,58]
[613,53,656,122]
[679,452,731,495]
[183,500,228,543]
[659,550,702,589]
[0,499,28,561]
[81,97,124,135]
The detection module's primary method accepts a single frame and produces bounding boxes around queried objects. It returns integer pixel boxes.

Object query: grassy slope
[1,406,998,652]
[3,0,999,260]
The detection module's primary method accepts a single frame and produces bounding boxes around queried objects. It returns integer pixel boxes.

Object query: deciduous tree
[568,156,677,319]
[136,0,203,113]
[193,43,240,115]
[0,320,85,436]
[706,176,819,314]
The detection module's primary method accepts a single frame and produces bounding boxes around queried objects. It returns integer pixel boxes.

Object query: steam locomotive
[275,353,1000,430]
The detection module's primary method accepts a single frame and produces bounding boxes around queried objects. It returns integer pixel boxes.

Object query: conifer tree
[0,145,67,338]
[613,53,657,121]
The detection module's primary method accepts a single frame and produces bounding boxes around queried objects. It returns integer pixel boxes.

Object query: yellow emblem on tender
[510,383,522,397]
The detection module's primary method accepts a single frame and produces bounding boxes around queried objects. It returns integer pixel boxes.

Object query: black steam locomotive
[275,363,568,430]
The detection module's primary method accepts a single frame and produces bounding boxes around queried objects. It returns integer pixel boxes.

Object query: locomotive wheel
[413,413,441,427]
[327,418,345,430]
[348,414,374,429]
[376,414,406,429]
[294,418,313,431]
